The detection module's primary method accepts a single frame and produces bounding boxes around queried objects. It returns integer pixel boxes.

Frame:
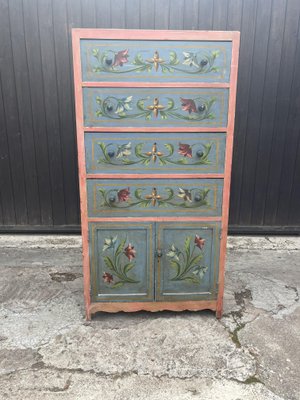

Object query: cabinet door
[89,222,154,302]
[156,222,220,301]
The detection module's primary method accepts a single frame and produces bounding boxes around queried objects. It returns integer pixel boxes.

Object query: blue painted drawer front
[87,179,223,218]
[156,222,220,301]
[89,222,154,302]
[83,88,229,128]
[85,132,226,174]
[80,39,232,83]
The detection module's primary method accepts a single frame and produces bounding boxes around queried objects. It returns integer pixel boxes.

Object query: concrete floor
[0,235,299,400]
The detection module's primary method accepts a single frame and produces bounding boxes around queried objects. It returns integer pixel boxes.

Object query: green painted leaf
[206,97,216,110]
[133,53,144,65]
[111,281,124,289]
[137,98,146,111]
[135,143,144,157]
[164,143,174,156]
[184,236,191,259]
[182,276,200,284]
[169,51,179,65]
[103,256,115,272]
[124,263,135,274]
[170,259,181,277]
[164,187,174,201]
[201,189,210,200]
[98,188,106,196]
[134,188,144,200]
[115,237,126,257]
[166,97,175,109]
[211,50,220,58]
[189,254,203,266]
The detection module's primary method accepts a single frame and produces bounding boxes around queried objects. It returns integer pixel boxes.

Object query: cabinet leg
[85,307,92,321]
[216,307,223,319]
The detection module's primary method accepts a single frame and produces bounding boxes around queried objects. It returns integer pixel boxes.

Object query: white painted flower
[103,236,117,252]
[182,52,199,68]
[116,142,131,158]
[166,244,180,261]
[115,104,125,114]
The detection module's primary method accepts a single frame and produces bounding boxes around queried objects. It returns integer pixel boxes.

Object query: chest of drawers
[72,29,240,320]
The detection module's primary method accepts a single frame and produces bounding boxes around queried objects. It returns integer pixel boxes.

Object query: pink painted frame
[72,29,240,320]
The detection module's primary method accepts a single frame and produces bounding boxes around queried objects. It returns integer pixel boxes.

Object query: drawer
[89,222,154,302]
[83,87,229,128]
[80,39,232,83]
[85,132,226,175]
[87,179,223,217]
[156,222,220,301]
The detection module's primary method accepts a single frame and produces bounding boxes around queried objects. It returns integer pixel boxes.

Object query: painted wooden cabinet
[72,29,240,319]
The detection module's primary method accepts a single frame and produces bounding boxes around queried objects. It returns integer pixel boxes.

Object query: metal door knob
[156,249,163,257]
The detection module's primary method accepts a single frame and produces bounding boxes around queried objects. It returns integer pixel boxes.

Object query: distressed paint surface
[85,132,226,174]
[89,222,154,302]
[83,87,229,127]
[80,39,232,82]
[156,222,220,301]
[87,179,223,218]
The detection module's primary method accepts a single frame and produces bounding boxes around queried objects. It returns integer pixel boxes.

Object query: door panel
[87,179,223,217]
[89,222,154,302]
[80,39,232,83]
[85,132,226,174]
[156,222,220,301]
[83,87,229,127]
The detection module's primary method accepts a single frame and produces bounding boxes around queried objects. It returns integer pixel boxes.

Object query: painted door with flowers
[156,222,220,301]
[89,222,154,302]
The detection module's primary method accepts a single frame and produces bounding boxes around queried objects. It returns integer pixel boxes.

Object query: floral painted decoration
[166,235,208,284]
[92,48,220,75]
[177,188,192,203]
[113,49,129,67]
[178,143,193,158]
[180,98,197,114]
[97,141,212,167]
[102,235,140,288]
[194,235,205,249]
[124,243,136,261]
[117,188,130,202]
[102,272,114,284]
[95,95,216,121]
[98,186,210,209]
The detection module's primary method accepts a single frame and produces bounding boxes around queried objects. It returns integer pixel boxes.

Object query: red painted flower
[103,272,113,284]
[180,97,197,114]
[194,235,205,249]
[113,49,129,67]
[117,188,130,202]
[178,143,192,158]
[124,243,136,261]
